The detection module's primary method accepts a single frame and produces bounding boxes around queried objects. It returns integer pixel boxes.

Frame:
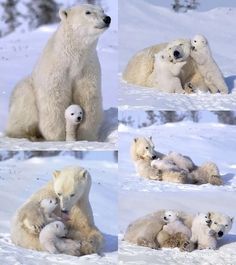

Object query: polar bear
[131,137,222,185]
[40,197,61,223]
[123,38,208,93]
[190,35,228,94]
[130,137,187,183]
[146,50,186,93]
[11,166,103,256]
[124,210,195,252]
[191,212,217,250]
[39,221,69,254]
[6,4,111,141]
[162,210,191,237]
[209,212,233,240]
[64,104,83,141]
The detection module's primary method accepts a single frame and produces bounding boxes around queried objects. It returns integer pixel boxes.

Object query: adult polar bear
[11,166,103,256]
[123,39,208,93]
[6,4,111,141]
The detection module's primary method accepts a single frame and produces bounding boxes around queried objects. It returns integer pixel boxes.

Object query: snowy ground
[119,121,236,192]
[0,153,118,265]
[0,0,118,150]
[119,0,236,110]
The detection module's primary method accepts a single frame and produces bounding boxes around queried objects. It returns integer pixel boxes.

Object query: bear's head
[53,166,91,216]
[130,136,157,162]
[166,39,191,62]
[163,210,179,223]
[196,212,211,226]
[209,212,233,239]
[40,197,58,214]
[65,104,83,125]
[59,4,111,43]
[191,34,208,52]
[51,221,68,237]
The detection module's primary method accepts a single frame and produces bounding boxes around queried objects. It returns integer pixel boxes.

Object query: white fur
[209,212,233,239]
[149,49,186,93]
[39,221,70,254]
[40,197,61,223]
[65,104,83,141]
[6,4,110,141]
[191,213,217,250]
[190,34,228,94]
[151,159,180,172]
[163,211,191,237]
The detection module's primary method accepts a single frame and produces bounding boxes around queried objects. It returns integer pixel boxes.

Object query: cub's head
[197,212,211,226]
[130,136,157,162]
[163,210,179,223]
[51,221,67,237]
[154,50,173,64]
[59,4,111,42]
[53,166,91,216]
[166,39,191,62]
[209,212,233,239]
[40,197,58,213]
[191,34,208,52]
[65,104,83,125]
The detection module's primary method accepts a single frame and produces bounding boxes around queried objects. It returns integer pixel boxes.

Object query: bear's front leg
[81,229,104,255]
[35,82,71,141]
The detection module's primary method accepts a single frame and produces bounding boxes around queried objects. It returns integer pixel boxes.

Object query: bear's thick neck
[55,25,98,61]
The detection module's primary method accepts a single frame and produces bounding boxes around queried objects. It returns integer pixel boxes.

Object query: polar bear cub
[190,34,228,94]
[162,210,191,237]
[40,197,61,223]
[64,105,83,141]
[191,212,217,250]
[39,221,68,254]
[151,50,186,93]
[151,158,180,172]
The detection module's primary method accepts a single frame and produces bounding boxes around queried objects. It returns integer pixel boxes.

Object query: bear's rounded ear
[231,217,234,222]
[79,169,87,179]
[149,136,152,141]
[53,170,60,179]
[59,8,68,20]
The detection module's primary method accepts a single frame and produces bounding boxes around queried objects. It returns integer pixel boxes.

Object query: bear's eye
[225,224,228,227]
[145,147,149,150]
[169,215,171,217]
[194,40,197,43]
[71,113,74,116]
[70,194,75,197]
[50,200,52,203]
[205,216,208,218]
[80,112,82,114]
[85,11,91,15]
[57,193,62,196]
[214,222,217,225]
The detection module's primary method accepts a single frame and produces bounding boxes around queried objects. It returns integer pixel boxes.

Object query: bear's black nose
[77,117,81,121]
[152,155,157,160]
[173,50,180,59]
[103,16,111,25]
[61,210,68,214]
[218,231,223,237]
[164,216,167,220]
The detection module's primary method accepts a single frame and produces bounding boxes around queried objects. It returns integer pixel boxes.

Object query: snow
[0,153,118,264]
[0,0,118,150]
[118,120,236,264]
[119,0,236,110]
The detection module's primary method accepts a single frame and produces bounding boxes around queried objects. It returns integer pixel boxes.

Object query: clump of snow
[119,0,236,110]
